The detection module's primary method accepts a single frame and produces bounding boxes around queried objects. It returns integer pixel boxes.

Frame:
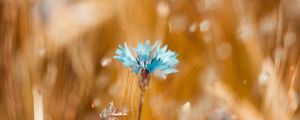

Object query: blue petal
[146,43,179,78]
[132,40,154,67]
[114,40,179,78]
[114,43,141,74]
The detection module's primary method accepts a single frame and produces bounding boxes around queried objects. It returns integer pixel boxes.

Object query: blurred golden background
[0,0,300,119]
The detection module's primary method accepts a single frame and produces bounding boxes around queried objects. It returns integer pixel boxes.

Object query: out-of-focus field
[0,0,300,120]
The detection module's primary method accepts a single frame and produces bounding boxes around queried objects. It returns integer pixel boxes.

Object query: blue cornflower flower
[114,40,179,79]
[114,40,179,118]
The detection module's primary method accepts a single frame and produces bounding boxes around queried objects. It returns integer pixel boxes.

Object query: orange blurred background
[0,0,299,120]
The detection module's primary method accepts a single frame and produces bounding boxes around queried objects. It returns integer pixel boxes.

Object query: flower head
[114,40,179,79]
[99,102,128,120]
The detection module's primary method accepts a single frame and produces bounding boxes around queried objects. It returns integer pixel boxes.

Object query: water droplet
[182,102,191,111]
[101,58,112,67]
[92,98,100,108]
[200,67,218,84]
[199,20,210,32]
[209,107,233,120]
[237,23,253,40]
[179,102,191,120]
[259,17,276,35]
[203,34,212,43]
[189,22,198,33]
[258,71,270,85]
[216,42,232,60]
[169,15,188,33]
[157,1,170,17]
